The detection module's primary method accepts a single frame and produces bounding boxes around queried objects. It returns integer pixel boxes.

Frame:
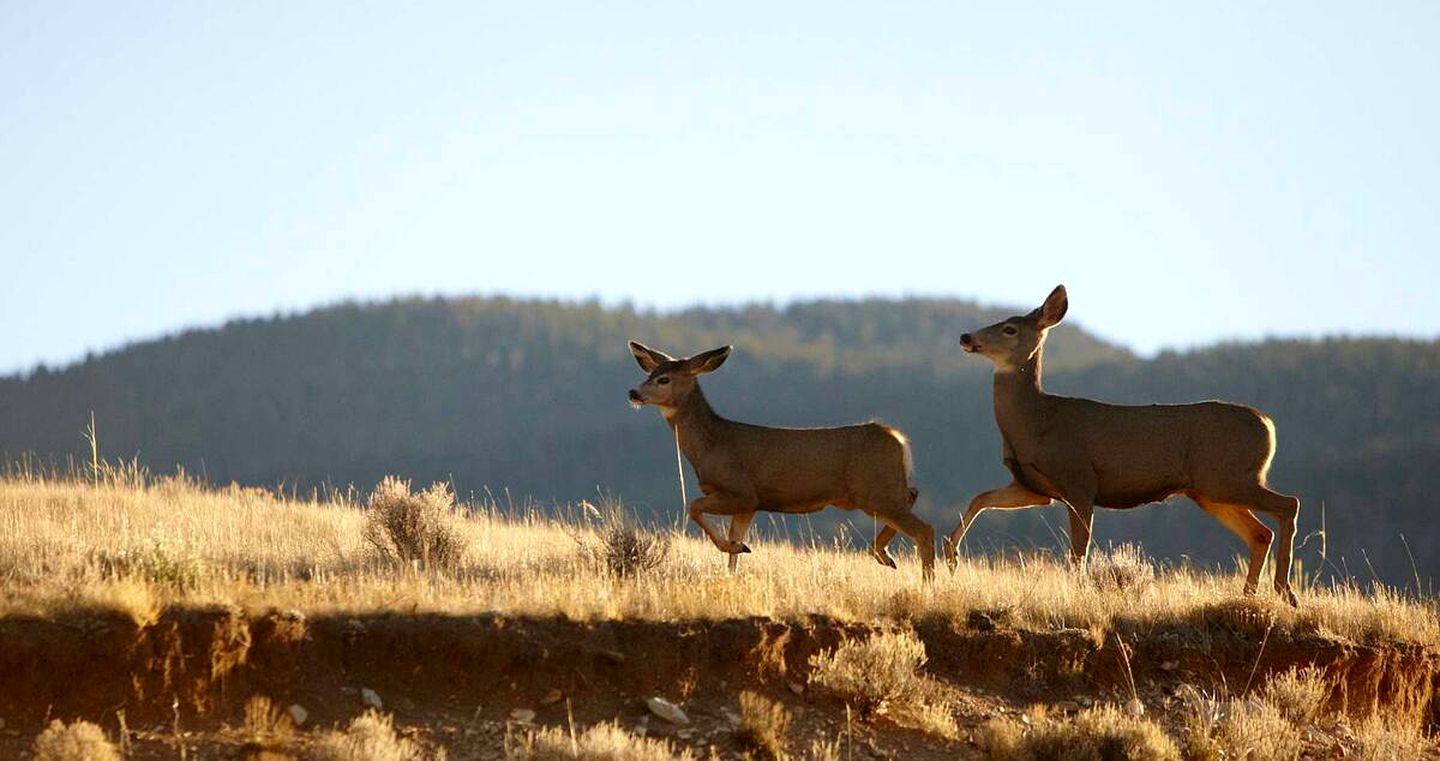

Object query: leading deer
[626,341,935,579]
[943,286,1301,606]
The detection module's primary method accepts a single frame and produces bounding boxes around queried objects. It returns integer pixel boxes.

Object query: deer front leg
[1063,497,1095,570]
[726,512,756,572]
[869,524,899,569]
[689,491,757,555]
[943,482,1053,572]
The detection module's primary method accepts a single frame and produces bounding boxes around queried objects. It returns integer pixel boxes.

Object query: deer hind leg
[943,482,1053,572]
[1250,489,1301,606]
[689,492,757,555]
[726,512,756,573]
[1196,497,1274,596]
[868,523,899,569]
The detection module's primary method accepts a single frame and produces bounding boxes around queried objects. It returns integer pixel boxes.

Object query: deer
[942,285,1301,606]
[626,341,936,579]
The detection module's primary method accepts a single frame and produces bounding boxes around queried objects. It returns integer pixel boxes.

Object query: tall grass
[0,465,1436,655]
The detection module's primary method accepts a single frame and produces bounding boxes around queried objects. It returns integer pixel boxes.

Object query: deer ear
[628,340,673,373]
[1035,285,1068,329]
[684,345,732,375]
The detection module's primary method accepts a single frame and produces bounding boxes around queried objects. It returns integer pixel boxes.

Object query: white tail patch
[886,427,914,479]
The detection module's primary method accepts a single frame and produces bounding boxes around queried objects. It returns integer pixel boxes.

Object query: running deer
[626,341,935,579]
[943,286,1301,605]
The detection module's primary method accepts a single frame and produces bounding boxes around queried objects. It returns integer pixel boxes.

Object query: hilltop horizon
[9,289,1439,380]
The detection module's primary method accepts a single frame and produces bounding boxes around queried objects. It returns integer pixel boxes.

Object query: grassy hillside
[0,470,1435,758]
[1,296,1438,586]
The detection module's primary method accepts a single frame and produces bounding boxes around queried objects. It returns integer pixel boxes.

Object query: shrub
[737,690,792,760]
[313,709,425,761]
[978,706,1180,761]
[90,539,206,591]
[1259,666,1330,724]
[575,504,670,578]
[241,695,293,751]
[1214,700,1302,761]
[32,719,120,761]
[505,720,694,760]
[807,629,956,738]
[362,477,465,569]
[1087,543,1155,593]
[1353,716,1432,760]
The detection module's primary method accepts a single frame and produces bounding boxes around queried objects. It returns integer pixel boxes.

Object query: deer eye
[656,376,671,386]
[1002,325,1019,336]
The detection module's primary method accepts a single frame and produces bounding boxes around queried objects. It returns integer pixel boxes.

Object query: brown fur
[942,285,1300,605]
[627,341,935,579]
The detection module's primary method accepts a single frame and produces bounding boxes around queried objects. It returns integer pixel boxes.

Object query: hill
[1,296,1438,585]
[0,472,1434,757]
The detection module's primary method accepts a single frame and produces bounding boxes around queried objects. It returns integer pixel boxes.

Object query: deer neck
[664,384,726,464]
[992,350,1047,455]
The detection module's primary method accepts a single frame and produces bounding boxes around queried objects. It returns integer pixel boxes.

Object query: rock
[287,705,308,727]
[646,696,689,725]
[1125,698,1145,718]
[678,729,695,739]
[509,708,536,724]
[540,689,564,705]
[1079,696,1094,708]
[788,681,805,696]
[722,709,742,729]
[360,688,383,710]
[1160,660,1179,671]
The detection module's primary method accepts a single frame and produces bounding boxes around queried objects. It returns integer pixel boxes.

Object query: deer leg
[868,523,899,569]
[1064,498,1095,570]
[726,512,756,573]
[943,482,1053,572]
[1250,489,1301,606]
[689,492,757,554]
[1196,498,1274,596]
[881,510,936,582]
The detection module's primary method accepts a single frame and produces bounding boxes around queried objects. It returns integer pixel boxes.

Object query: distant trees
[1,296,1436,585]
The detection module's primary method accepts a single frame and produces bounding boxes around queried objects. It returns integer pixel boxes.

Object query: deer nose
[959,333,973,347]
[628,389,643,403]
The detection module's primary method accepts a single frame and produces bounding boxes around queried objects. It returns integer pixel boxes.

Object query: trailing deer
[626,341,935,579]
[943,286,1301,606]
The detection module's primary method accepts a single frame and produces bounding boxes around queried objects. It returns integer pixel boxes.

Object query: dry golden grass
[504,721,694,761]
[312,709,427,761]
[31,719,121,761]
[1,468,1437,654]
[737,690,793,760]
[807,629,958,739]
[978,705,1181,760]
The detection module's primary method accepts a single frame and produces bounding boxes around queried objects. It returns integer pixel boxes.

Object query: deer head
[626,341,732,412]
[959,285,1068,372]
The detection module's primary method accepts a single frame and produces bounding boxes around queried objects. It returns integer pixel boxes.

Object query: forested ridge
[3,296,1437,585]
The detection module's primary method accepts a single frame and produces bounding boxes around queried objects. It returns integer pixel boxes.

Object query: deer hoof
[1278,586,1298,607]
[872,551,897,569]
[740,543,752,554]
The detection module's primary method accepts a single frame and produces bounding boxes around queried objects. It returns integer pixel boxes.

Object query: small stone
[287,705,308,727]
[1125,698,1145,718]
[788,681,804,696]
[1019,713,1031,726]
[678,729,695,739]
[360,688,383,710]
[1160,660,1179,671]
[1079,697,1094,708]
[509,708,536,724]
[540,689,563,705]
[646,696,689,725]
[721,709,742,728]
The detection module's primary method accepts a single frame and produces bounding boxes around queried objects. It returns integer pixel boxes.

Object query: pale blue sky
[2,2,1437,374]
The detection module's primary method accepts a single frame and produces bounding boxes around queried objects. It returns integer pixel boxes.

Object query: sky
[2,2,1437,374]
